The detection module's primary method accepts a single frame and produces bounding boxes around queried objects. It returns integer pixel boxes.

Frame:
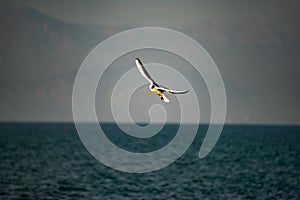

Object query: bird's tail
[161,94,170,103]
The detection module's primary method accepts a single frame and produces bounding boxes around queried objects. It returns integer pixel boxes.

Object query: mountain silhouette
[0,7,106,83]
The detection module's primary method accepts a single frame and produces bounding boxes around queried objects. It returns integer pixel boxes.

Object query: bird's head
[149,84,155,90]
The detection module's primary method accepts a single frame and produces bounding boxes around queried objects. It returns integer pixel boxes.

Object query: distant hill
[187,18,300,50]
[1,7,299,85]
[0,7,107,84]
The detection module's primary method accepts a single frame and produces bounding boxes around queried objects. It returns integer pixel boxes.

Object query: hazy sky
[1,0,300,28]
[0,0,299,124]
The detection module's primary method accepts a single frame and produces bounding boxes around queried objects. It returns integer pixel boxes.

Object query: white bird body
[135,58,189,103]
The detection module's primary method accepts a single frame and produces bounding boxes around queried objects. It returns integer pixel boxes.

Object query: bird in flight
[135,58,189,103]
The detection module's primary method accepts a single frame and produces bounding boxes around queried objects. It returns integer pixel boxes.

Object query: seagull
[135,58,189,103]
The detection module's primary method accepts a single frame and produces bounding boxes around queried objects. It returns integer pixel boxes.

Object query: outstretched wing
[156,86,189,94]
[135,58,158,85]
[168,89,189,94]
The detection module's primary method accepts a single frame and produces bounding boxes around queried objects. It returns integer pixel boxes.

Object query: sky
[1,0,300,28]
[0,0,299,124]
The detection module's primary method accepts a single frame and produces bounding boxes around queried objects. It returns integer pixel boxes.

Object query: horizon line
[0,120,299,127]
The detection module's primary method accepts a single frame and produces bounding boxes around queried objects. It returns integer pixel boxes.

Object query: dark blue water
[0,123,299,199]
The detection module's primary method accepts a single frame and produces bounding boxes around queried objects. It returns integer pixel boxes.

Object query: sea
[0,123,299,199]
